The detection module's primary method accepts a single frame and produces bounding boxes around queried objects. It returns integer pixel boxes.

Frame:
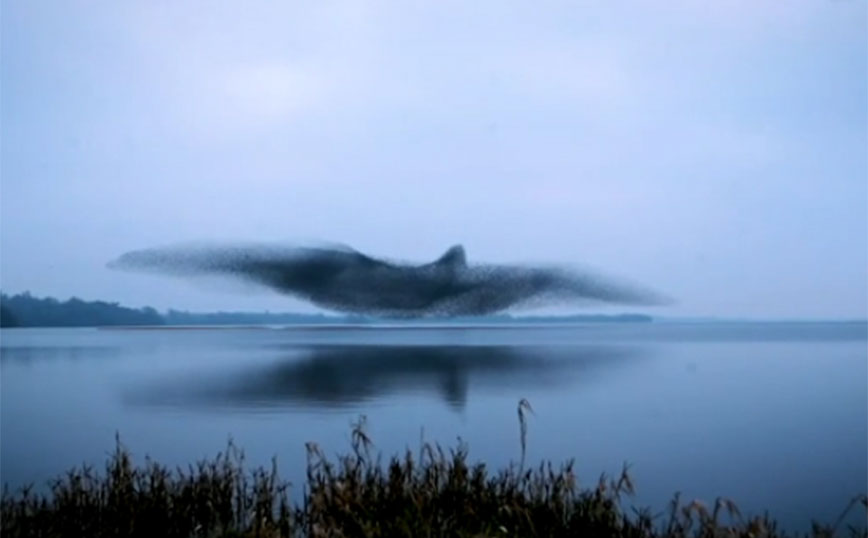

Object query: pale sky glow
[1,0,866,318]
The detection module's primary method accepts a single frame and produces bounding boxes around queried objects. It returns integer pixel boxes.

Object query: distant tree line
[0,292,164,327]
[0,291,652,328]
[0,304,19,327]
[162,310,368,325]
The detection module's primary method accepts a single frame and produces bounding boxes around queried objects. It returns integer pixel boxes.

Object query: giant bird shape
[109,242,666,317]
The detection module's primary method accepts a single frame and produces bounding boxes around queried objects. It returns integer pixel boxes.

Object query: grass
[2,402,866,537]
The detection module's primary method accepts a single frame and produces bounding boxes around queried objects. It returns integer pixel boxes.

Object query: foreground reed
[2,409,866,537]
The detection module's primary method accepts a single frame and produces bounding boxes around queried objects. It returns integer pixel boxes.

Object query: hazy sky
[1,0,866,318]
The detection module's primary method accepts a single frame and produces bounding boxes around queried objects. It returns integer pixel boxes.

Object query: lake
[1,322,866,532]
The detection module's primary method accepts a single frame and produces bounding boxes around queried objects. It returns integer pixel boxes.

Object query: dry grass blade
[518,398,534,473]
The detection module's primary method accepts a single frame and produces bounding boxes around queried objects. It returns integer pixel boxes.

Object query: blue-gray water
[2,322,866,531]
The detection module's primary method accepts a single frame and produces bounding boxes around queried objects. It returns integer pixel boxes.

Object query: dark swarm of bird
[109,242,669,317]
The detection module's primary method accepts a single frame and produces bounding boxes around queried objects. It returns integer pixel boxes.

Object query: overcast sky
[1,0,865,318]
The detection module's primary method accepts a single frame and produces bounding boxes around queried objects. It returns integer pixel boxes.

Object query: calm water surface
[1,322,866,531]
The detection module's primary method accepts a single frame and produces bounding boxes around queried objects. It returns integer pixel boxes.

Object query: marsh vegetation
[3,408,865,538]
